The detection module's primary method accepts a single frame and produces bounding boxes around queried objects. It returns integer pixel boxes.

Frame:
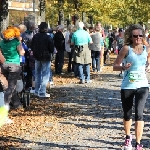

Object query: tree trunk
[39,0,46,22]
[0,0,8,32]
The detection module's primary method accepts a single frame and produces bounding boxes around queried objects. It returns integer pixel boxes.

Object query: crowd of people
[0,21,150,150]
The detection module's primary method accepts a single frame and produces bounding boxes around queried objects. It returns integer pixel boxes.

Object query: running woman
[113,24,150,150]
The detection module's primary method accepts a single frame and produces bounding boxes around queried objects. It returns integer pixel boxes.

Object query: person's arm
[0,48,5,64]
[113,45,131,71]
[87,32,93,44]
[146,46,150,72]
[65,32,70,44]
[17,44,25,56]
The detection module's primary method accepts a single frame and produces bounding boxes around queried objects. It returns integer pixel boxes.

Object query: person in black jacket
[31,22,54,98]
[54,25,65,74]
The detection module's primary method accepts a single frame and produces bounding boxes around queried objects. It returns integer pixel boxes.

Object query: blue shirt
[20,42,28,63]
[71,28,92,45]
[121,46,149,89]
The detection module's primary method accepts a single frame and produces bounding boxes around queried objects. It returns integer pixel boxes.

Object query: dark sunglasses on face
[132,34,143,38]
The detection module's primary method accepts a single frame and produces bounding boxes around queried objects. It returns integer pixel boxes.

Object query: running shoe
[124,135,132,150]
[135,144,143,150]
[39,93,50,98]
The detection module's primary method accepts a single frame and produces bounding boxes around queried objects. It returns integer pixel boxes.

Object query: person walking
[114,28,124,54]
[114,28,124,77]
[65,25,74,73]
[71,22,92,84]
[104,33,110,65]
[31,22,54,98]
[70,27,79,77]
[89,27,102,72]
[47,29,55,85]
[54,25,65,74]
[113,24,150,150]
[0,27,25,109]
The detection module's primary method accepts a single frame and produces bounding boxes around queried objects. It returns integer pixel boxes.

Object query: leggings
[121,87,149,121]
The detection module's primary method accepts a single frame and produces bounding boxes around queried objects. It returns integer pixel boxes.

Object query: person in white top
[65,25,74,73]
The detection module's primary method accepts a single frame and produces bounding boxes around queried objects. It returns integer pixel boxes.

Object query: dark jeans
[67,52,74,73]
[104,49,108,64]
[1,63,21,106]
[74,62,79,77]
[55,51,64,74]
[91,50,100,71]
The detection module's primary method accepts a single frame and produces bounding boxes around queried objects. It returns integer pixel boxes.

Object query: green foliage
[45,0,150,27]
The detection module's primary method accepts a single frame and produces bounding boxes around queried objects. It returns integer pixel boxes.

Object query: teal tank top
[121,45,149,89]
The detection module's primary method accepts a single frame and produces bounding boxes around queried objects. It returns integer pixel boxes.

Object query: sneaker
[34,93,39,97]
[124,135,132,150]
[135,144,143,150]
[99,68,102,72]
[49,81,54,85]
[86,80,92,83]
[79,80,85,84]
[39,93,50,98]
[30,89,35,94]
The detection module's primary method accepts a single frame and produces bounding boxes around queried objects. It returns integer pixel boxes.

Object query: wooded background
[9,0,150,28]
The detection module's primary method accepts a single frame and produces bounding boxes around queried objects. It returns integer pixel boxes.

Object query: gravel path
[1,65,150,150]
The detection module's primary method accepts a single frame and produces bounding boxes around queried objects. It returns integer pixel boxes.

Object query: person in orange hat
[0,27,25,111]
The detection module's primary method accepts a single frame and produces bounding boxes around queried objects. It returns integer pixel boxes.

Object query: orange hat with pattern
[3,27,20,40]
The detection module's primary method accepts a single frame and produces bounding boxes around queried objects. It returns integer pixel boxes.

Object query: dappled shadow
[10,86,123,119]
[9,84,150,121]
[2,52,150,149]
[0,136,102,149]
[91,73,122,82]
[83,138,122,150]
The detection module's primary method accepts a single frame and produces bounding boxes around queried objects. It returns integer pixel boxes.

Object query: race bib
[129,71,145,82]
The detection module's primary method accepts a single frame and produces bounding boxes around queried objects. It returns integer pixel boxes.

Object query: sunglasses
[132,35,143,38]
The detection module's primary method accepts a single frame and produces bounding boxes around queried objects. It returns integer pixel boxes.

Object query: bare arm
[146,46,150,72]
[0,48,6,64]
[17,44,25,56]
[113,45,131,71]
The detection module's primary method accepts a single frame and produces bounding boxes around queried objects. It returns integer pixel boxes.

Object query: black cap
[39,22,48,32]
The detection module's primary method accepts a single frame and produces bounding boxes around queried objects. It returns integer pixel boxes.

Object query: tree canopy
[45,0,150,28]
